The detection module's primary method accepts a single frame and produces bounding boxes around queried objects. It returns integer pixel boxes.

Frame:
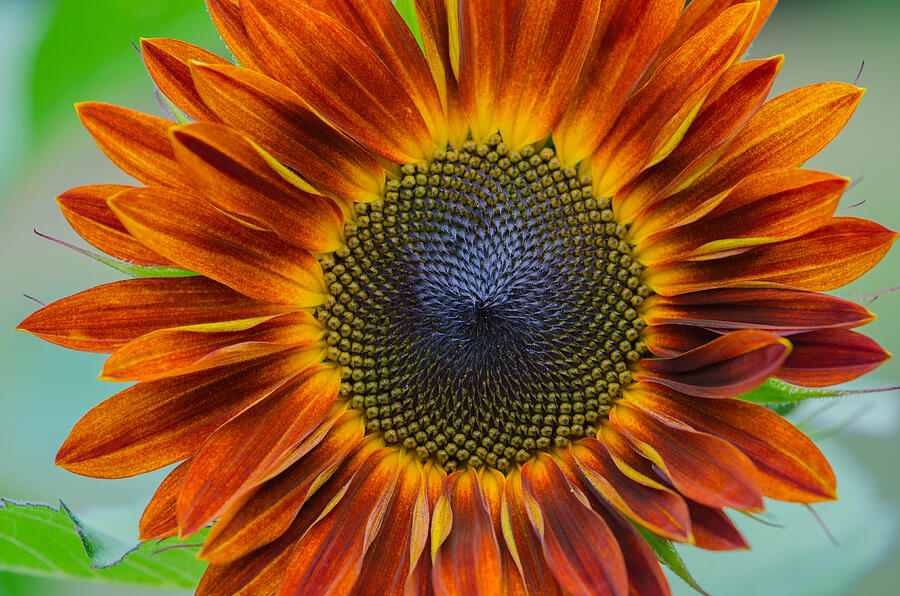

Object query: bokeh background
[1,0,898,594]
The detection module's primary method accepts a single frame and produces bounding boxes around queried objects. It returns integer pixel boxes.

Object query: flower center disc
[318,135,650,473]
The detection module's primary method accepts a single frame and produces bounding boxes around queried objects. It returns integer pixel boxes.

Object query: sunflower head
[18,0,897,594]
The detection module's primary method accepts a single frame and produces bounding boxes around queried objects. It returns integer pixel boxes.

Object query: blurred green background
[1,0,898,594]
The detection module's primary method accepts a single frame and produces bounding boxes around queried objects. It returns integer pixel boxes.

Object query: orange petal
[617,55,783,223]
[140,37,230,121]
[520,454,628,596]
[242,0,433,163]
[170,122,344,251]
[497,0,601,148]
[138,459,190,541]
[189,62,384,203]
[477,468,532,595]
[303,0,447,146]
[415,0,468,145]
[16,276,289,353]
[638,167,848,263]
[628,387,837,502]
[591,3,758,197]
[55,352,309,478]
[352,458,431,596]
[643,324,719,358]
[596,422,672,491]
[457,0,522,141]
[644,288,875,333]
[686,500,749,551]
[56,184,174,268]
[647,0,778,83]
[638,83,865,238]
[177,366,339,536]
[554,0,682,164]
[405,462,446,596]
[636,330,791,398]
[778,328,891,387]
[205,0,262,70]
[592,503,672,596]
[501,469,565,596]
[277,448,402,596]
[568,439,691,541]
[75,102,189,189]
[100,312,320,382]
[109,186,325,306]
[610,403,764,511]
[647,217,898,295]
[199,413,368,564]
[432,468,503,596]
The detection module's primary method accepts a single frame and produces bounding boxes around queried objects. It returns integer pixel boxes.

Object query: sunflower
[18,0,897,594]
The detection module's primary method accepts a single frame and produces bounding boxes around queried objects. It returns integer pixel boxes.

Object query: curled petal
[610,404,764,511]
[432,468,503,596]
[109,187,326,306]
[242,0,433,163]
[55,352,311,478]
[686,500,749,551]
[627,387,837,502]
[644,289,875,333]
[17,276,289,353]
[56,184,173,268]
[140,37,230,121]
[170,122,344,252]
[190,63,384,203]
[178,366,340,536]
[278,449,402,596]
[778,328,891,387]
[520,454,628,596]
[75,102,189,189]
[637,330,791,398]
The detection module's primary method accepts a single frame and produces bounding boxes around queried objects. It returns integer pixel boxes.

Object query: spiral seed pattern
[317,135,650,472]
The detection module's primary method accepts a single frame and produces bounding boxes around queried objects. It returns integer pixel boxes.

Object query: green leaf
[737,379,848,406]
[36,230,198,279]
[393,0,423,48]
[0,499,206,589]
[636,526,709,596]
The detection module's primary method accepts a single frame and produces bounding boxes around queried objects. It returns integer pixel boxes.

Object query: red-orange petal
[205,0,262,70]
[457,0,522,141]
[554,0,682,164]
[778,328,892,387]
[686,500,749,551]
[303,0,447,146]
[352,458,431,596]
[177,366,339,536]
[644,288,875,333]
[99,312,320,382]
[567,439,691,541]
[75,102,189,189]
[501,470,565,596]
[109,186,325,306]
[16,276,289,353]
[611,403,764,511]
[199,413,368,564]
[190,62,384,203]
[520,454,628,596]
[56,184,174,268]
[496,0,600,148]
[138,459,190,541]
[591,3,757,196]
[55,352,308,478]
[648,217,898,295]
[637,168,848,263]
[277,448,402,596]
[140,37,230,121]
[617,55,783,223]
[432,468,503,596]
[242,0,433,163]
[592,503,672,596]
[628,387,837,502]
[637,330,791,398]
[170,122,343,251]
